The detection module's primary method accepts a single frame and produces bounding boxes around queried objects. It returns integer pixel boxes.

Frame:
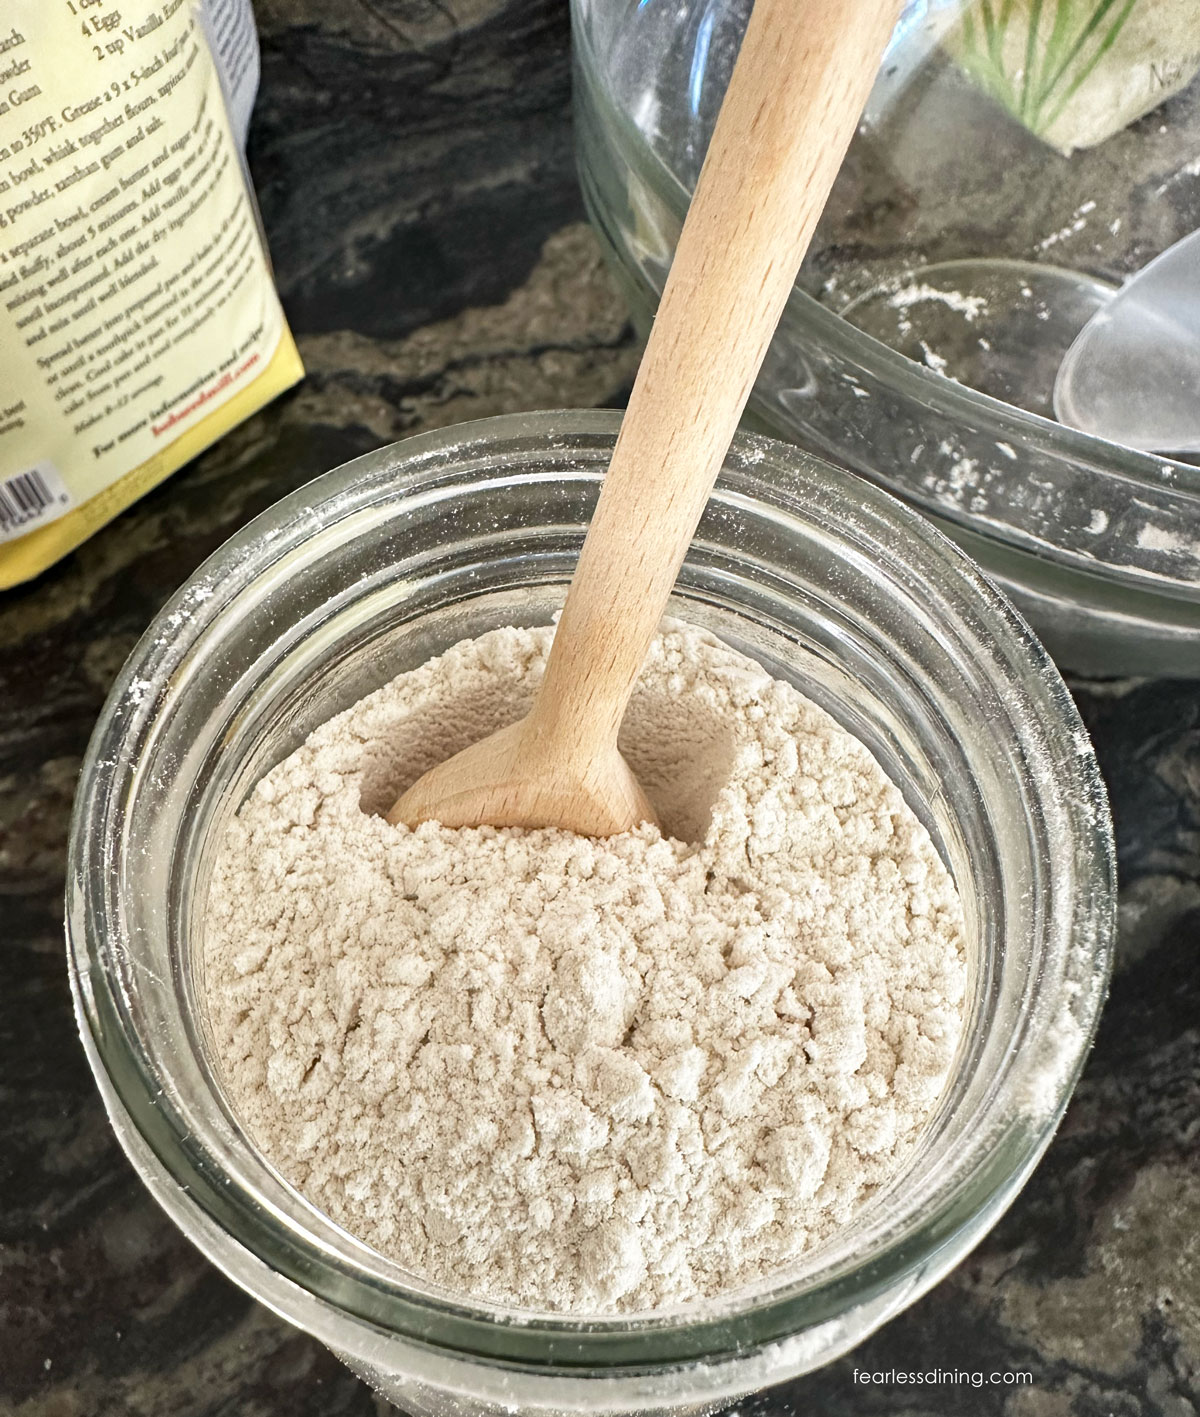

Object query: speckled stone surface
[1,3,1198,1414]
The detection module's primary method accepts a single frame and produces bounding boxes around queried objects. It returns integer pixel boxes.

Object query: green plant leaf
[1019,0,1044,120]
[1034,0,1140,114]
[1041,0,1140,130]
[1035,0,1078,119]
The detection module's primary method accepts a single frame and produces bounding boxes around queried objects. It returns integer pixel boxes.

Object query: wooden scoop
[390,0,900,836]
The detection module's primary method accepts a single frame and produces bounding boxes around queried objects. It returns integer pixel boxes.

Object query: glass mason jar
[572,0,1200,676]
[67,412,1114,1415]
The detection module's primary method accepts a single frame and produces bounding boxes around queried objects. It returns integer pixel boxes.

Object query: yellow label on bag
[0,2,303,588]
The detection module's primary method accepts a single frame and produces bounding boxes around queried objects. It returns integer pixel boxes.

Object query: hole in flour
[618,687,736,844]
[357,631,737,844]
[357,673,536,817]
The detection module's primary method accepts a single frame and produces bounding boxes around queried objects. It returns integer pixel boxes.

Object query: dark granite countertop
[2,2,1198,1413]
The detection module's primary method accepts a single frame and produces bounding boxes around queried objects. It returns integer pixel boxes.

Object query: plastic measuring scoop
[1054,228,1200,454]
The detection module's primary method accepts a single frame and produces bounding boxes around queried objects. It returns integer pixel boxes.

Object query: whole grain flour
[203,624,966,1313]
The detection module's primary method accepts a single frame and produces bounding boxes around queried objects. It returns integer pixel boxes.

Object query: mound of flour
[203,624,966,1313]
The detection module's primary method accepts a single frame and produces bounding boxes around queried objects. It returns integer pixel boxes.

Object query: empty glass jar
[573,0,1200,674]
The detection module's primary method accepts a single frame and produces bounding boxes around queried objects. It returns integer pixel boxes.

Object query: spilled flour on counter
[203,624,966,1313]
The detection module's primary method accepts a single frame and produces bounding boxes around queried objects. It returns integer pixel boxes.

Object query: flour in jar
[203,623,966,1313]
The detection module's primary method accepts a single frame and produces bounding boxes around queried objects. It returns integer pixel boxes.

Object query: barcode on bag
[0,461,73,543]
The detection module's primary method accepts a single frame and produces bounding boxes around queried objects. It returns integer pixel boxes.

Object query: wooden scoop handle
[527,0,903,755]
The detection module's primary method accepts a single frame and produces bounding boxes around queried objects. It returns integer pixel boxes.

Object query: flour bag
[0,0,302,587]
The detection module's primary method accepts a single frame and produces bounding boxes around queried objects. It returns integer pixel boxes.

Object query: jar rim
[67,410,1115,1373]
